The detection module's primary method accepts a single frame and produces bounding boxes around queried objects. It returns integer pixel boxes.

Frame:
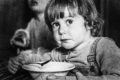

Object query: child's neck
[36,12,44,21]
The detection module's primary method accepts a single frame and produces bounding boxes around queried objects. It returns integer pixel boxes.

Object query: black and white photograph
[0,0,120,80]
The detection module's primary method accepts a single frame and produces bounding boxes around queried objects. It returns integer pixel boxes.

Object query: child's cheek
[53,32,61,46]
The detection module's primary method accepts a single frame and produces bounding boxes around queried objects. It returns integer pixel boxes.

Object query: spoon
[35,59,51,66]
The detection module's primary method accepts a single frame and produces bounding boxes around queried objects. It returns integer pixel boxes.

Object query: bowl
[40,62,75,72]
[22,62,75,76]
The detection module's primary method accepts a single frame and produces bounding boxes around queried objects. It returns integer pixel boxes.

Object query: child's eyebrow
[51,20,59,25]
[64,15,75,18]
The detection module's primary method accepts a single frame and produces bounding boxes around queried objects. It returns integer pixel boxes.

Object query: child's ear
[85,21,91,30]
[86,26,91,30]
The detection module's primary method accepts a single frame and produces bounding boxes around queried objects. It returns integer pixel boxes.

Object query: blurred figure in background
[8,0,56,74]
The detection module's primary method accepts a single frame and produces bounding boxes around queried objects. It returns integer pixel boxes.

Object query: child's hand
[30,73,60,80]
[46,74,81,80]
[8,50,38,74]
[30,73,50,80]
[8,50,35,74]
[10,29,30,48]
[46,75,66,80]
[8,56,22,74]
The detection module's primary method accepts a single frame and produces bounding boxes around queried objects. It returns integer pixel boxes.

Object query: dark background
[0,0,31,59]
[0,0,120,60]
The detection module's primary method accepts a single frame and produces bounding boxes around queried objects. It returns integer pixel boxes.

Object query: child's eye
[66,19,73,25]
[52,22,60,29]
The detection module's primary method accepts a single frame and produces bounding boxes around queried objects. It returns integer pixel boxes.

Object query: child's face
[28,0,49,12]
[51,8,91,50]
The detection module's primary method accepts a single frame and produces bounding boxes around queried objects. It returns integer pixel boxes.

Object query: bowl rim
[22,62,75,72]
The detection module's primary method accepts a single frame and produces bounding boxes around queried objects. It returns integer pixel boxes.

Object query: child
[8,0,56,74]
[43,0,120,80]
[9,0,120,80]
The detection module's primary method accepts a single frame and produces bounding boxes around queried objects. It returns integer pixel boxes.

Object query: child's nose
[59,25,67,35]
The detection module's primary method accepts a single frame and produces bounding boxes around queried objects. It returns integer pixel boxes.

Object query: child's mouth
[61,39,70,43]
[30,0,38,6]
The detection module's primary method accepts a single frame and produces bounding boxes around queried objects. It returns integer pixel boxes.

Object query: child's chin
[62,44,74,49]
[31,6,43,12]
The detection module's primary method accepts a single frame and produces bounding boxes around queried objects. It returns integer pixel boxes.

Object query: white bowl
[22,62,75,76]
[40,62,75,72]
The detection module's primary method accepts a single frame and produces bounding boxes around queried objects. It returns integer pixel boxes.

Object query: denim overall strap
[87,37,102,75]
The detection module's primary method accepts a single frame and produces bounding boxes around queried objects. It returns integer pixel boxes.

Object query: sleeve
[49,48,64,62]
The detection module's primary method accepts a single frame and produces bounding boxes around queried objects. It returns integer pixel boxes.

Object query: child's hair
[45,0,104,37]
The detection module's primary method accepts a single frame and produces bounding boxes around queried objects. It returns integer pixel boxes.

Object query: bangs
[46,0,81,23]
